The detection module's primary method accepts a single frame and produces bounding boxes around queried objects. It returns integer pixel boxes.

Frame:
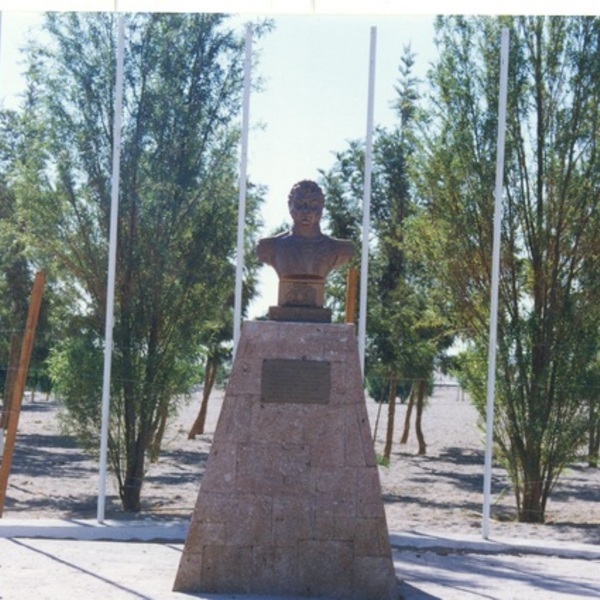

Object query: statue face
[289,195,323,229]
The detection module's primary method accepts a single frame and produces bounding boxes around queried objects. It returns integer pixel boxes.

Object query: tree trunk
[415,379,427,455]
[382,375,397,462]
[519,454,545,523]
[188,355,218,439]
[149,395,169,463]
[121,427,149,512]
[372,381,388,442]
[400,383,416,444]
[373,393,384,443]
[520,482,545,523]
[589,400,599,468]
[590,429,600,468]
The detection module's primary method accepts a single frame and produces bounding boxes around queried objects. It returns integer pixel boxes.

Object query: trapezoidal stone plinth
[173,321,398,599]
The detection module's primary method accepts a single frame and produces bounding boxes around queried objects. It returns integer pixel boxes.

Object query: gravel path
[4,386,600,546]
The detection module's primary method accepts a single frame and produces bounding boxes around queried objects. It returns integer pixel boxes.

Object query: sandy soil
[3,386,599,546]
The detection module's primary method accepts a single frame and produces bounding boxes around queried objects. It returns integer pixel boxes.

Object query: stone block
[314,515,356,541]
[316,484,356,518]
[236,321,277,355]
[173,550,203,591]
[358,410,378,467]
[251,402,305,444]
[356,467,388,520]
[197,442,237,493]
[353,517,391,557]
[193,492,236,522]
[272,495,314,544]
[274,322,326,360]
[352,555,399,600]
[315,466,356,495]
[213,396,252,443]
[323,325,355,361]
[235,442,311,496]
[226,357,262,396]
[303,407,345,467]
[224,494,273,546]
[345,408,370,467]
[200,545,253,593]
[329,360,350,401]
[184,520,225,549]
[298,540,354,599]
[345,352,366,396]
[252,545,300,595]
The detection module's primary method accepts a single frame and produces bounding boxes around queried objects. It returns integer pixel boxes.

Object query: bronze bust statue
[257,180,353,321]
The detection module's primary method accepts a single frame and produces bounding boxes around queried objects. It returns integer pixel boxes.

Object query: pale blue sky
[248,14,436,230]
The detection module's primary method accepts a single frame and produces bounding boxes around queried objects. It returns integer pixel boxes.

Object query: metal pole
[358,26,377,377]
[233,24,252,355]
[97,13,125,524]
[482,27,510,540]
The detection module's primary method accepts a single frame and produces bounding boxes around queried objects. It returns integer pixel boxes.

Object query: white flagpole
[358,26,377,377]
[233,24,252,355]
[97,13,125,524]
[482,27,510,540]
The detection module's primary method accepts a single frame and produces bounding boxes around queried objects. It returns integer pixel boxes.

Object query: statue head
[288,180,324,232]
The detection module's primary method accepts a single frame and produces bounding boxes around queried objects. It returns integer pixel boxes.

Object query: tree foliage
[11,13,266,511]
[0,107,57,413]
[0,114,31,403]
[321,47,452,460]
[418,16,600,522]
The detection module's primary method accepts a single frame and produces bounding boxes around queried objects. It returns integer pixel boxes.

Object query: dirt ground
[2,386,599,546]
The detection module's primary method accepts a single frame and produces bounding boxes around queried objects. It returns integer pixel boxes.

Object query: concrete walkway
[1,520,599,599]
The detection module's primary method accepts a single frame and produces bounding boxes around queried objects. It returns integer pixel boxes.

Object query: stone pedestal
[173,321,397,599]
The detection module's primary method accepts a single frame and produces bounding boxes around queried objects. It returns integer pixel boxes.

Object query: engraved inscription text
[261,359,331,404]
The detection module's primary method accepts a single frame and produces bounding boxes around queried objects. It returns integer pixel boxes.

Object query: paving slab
[1,521,600,599]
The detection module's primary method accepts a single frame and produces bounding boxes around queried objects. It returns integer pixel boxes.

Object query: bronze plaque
[261,359,331,404]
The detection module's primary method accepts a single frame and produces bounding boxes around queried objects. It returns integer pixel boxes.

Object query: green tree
[13,13,266,511]
[320,138,364,321]
[418,16,600,522]
[0,148,31,419]
[321,47,452,460]
[0,108,56,417]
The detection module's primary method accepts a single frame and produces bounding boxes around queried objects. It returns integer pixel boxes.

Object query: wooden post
[0,271,45,517]
[345,267,358,324]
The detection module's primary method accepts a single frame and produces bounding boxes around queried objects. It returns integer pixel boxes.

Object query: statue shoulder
[328,236,354,258]
[320,235,354,270]
[256,231,290,263]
